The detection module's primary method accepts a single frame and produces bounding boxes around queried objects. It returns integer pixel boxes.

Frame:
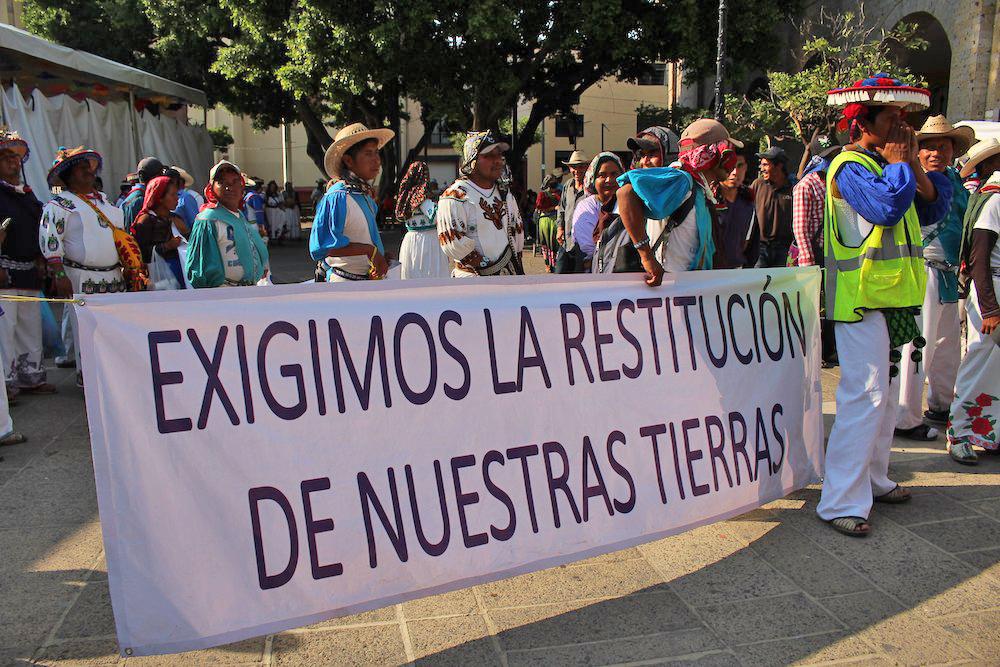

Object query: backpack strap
[651,189,697,253]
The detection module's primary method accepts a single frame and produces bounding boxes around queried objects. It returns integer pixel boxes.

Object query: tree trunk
[295,99,332,177]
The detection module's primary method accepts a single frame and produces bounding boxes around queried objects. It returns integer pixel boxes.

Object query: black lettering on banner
[699,295,728,368]
[248,486,298,590]
[771,403,786,473]
[705,415,733,492]
[616,299,643,379]
[484,308,517,395]
[746,292,763,363]
[560,303,594,385]
[189,327,240,429]
[591,301,620,382]
[439,310,471,400]
[606,430,636,513]
[542,441,582,528]
[517,306,552,390]
[393,313,438,405]
[329,317,392,413]
[482,451,517,541]
[258,321,308,421]
[236,325,256,424]
[759,293,784,361]
[729,411,754,484]
[506,445,541,533]
[148,330,192,434]
[663,297,681,373]
[357,469,408,568]
[640,424,669,505]
[727,294,753,365]
[668,422,687,500]
[635,298,663,375]
[674,296,698,372]
[451,454,488,548]
[782,291,807,357]
[681,418,710,497]
[300,477,343,580]
[581,436,614,521]
[404,462,450,557]
[307,320,327,416]
[754,407,775,478]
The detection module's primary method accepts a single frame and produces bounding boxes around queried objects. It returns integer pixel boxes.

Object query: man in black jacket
[0,127,56,398]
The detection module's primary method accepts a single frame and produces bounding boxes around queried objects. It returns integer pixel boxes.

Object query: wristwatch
[632,236,651,250]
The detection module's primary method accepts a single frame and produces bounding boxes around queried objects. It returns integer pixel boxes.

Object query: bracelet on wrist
[632,236,651,250]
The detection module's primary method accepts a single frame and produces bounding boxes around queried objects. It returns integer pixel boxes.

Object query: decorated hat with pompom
[0,126,29,163]
[827,74,930,110]
[47,146,102,188]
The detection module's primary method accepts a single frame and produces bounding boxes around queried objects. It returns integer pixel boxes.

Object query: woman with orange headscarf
[131,175,185,287]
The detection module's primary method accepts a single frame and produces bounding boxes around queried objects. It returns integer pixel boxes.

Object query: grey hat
[756,146,788,163]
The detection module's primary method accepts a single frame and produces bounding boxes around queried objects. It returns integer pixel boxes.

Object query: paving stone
[934,480,1000,502]
[850,613,975,664]
[573,546,644,566]
[906,516,1000,554]
[909,573,1000,618]
[272,626,406,665]
[937,610,1000,662]
[403,588,479,619]
[747,524,871,598]
[17,522,103,574]
[505,628,724,666]
[0,439,44,469]
[124,637,264,665]
[479,559,668,608]
[697,593,841,646]
[0,523,96,574]
[815,591,905,632]
[954,546,1000,573]
[408,615,500,665]
[306,605,396,629]
[666,547,800,608]
[31,638,121,665]
[490,591,704,651]
[56,580,116,639]
[0,464,98,528]
[735,630,879,666]
[966,498,1000,520]
[870,489,979,526]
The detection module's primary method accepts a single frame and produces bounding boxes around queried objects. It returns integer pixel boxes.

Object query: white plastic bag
[148,248,182,291]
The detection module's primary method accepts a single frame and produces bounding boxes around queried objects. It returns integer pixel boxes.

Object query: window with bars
[638,63,668,86]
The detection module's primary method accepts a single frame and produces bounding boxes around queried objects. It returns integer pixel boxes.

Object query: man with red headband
[817,75,952,537]
[617,119,742,285]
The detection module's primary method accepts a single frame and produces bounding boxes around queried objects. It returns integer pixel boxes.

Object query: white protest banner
[78,268,825,656]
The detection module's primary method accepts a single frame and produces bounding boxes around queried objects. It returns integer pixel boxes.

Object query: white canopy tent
[0,24,212,200]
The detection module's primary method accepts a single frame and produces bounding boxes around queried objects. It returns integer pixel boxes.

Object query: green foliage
[206,125,234,149]
[447,117,544,155]
[732,4,929,156]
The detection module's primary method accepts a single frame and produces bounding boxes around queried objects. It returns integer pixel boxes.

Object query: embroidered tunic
[39,191,125,294]
[435,179,524,277]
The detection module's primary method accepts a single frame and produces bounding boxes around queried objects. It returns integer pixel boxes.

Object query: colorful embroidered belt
[405,223,436,233]
[224,278,256,287]
[328,266,371,281]
[63,258,121,272]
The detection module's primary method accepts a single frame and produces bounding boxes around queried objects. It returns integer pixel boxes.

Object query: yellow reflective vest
[823,150,926,323]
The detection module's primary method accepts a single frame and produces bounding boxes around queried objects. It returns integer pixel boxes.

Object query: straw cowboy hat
[562,150,590,166]
[916,116,976,157]
[324,123,395,179]
[171,165,195,188]
[960,138,1000,178]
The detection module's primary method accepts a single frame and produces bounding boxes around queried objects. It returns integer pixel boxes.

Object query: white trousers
[0,334,13,437]
[0,289,45,388]
[896,268,961,427]
[817,311,900,521]
[61,305,77,367]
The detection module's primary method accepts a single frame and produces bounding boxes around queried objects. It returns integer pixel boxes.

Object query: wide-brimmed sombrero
[171,165,195,188]
[0,127,29,163]
[324,123,395,179]
[827,74,930,110]
[915,115,976,157]
[47,146,102,188]
[960,138,1000,178]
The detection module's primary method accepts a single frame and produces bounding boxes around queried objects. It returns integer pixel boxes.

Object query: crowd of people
[0,72,997,540]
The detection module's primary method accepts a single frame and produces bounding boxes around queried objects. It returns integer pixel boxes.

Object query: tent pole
[128,88,142,160]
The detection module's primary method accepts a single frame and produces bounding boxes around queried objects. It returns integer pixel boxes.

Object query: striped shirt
[792,171,826,266]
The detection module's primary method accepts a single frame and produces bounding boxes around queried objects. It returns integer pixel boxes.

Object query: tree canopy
[23,0,803,189]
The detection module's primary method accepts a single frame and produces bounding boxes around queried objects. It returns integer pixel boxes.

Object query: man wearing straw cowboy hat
[817,74,953,537]
[171,165,202,232]
[310,122,394,282]
[0,126,57,401]
[945,137,1000,464]
[555,150,589,273]
[895,116,976,443]
[436,131,525,277]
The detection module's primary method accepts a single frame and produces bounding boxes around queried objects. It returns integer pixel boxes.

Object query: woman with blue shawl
[310,123,394,282]
[185,160,270,288]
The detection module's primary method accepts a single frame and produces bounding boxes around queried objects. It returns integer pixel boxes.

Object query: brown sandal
[828,516,870,537]
[874,485,911,504]
[0,431,26,447]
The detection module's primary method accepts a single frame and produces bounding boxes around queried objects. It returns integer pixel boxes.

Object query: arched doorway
[889,12,951,123]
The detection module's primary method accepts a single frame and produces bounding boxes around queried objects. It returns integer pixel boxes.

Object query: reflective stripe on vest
[823,150,927,323]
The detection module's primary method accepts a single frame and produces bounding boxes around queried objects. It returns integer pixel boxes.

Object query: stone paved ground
[2,241,999,666]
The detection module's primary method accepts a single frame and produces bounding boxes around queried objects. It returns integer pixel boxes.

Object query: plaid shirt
[792,171,826,266]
